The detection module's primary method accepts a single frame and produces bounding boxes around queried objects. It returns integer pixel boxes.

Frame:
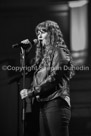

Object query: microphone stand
[12,40,33,136]
[20,47,26,136]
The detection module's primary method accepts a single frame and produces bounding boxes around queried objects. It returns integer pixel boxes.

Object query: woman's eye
[37,29,47,35]
[42,31,45,34]
[42,29,47,33]
[37,31,41,35]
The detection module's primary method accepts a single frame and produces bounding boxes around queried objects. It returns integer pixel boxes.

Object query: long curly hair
[35,20,75,78]
[35,20,66,46]
[35,20,65,62]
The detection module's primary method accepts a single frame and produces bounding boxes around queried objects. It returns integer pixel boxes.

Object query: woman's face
[37,28,50,47]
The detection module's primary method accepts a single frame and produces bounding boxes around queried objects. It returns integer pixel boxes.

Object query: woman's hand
[20,86,40,99]
[20,89,34,99]
[20,89,28,99]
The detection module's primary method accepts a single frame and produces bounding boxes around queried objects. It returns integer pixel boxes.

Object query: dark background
[0,0,91,136]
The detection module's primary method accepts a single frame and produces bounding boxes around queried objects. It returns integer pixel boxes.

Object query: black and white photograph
[0,0,91,136]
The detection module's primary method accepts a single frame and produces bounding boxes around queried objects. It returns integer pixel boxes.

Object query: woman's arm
[32,47,71,97]
[20,47,72,99]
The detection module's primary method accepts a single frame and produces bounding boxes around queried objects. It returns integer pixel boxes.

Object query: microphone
[33,39,38,44]
[34,39,42,48]
[12,39,32,49]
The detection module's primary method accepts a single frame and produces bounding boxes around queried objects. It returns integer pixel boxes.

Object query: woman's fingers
[20,89,28,99]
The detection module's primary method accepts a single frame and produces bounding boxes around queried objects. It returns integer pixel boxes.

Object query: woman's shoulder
[53,44,71,63]
[55,43,70,56]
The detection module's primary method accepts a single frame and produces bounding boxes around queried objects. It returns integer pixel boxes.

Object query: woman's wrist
[28,86,40,97]
[28,89,34,97]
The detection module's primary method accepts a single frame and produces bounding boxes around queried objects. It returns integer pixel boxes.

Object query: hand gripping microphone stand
[20,40,33,136]
[21,47,25,136]
[20,47,26,136]
[19,41,32,136]
[21,45,32,136]
[12,39,35,136]
[12,39,33,136]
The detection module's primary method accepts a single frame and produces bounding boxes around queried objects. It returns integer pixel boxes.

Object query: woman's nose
[38,33,42,38]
